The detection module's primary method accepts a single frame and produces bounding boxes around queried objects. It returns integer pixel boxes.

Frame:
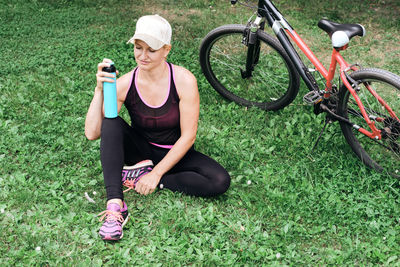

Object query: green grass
[1,0,399,265]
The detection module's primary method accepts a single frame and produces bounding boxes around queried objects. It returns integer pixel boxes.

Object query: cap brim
[126,33,164,50]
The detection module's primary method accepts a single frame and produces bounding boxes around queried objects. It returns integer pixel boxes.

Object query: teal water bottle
[102,63,118,118]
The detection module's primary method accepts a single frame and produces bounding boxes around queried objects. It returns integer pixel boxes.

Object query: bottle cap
[102,62,116,73]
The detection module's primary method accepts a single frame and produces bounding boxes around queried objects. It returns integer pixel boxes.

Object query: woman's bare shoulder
[117,70,134,86]
[116,69,135,100]
[172,64,197,89]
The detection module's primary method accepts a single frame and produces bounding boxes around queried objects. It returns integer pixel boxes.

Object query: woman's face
[134,40,171,70]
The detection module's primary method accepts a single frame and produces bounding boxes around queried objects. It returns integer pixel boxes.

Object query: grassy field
[1,0,399,265]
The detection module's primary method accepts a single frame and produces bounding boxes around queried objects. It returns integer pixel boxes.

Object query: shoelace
[123,178,137,193]
[98,209,124,223]
[122,166,152,192]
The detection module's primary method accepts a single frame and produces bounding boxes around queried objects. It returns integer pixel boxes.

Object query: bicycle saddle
[318,19,365,48]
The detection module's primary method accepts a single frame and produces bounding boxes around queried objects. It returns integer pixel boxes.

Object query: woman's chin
[137,62,152,69]
[136,59,166,70]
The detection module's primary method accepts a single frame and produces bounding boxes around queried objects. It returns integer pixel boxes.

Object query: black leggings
[100,117,230,201]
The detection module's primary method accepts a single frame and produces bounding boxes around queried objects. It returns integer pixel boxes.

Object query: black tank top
[124,62,181,146]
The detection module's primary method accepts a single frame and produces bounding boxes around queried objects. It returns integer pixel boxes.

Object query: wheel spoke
[338,69,400,176]
[200,25,299,110]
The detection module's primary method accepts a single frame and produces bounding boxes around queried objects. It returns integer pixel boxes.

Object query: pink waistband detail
[150,142,173,149]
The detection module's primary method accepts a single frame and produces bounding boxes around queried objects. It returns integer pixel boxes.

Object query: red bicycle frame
[287,30,384,139]
[258,0,398,140]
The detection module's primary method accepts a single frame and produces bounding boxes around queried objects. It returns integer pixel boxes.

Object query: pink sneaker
[122,160,154,192]
[98,202,129,241]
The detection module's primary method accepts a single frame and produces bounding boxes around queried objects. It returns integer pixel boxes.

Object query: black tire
[199,24,300,111]
[337,68,400,177]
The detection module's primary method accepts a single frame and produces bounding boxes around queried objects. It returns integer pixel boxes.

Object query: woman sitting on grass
[84,14,230,241]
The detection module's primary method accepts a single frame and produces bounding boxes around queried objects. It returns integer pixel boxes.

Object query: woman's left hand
[135,171,161,195]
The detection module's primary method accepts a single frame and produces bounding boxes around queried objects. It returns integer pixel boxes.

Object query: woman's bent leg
[100,117,151,201]
[156,148,230,197]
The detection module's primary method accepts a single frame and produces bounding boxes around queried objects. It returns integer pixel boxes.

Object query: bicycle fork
[241,16,264,79]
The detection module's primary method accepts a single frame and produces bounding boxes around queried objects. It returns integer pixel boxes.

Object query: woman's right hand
[95,58,119,92]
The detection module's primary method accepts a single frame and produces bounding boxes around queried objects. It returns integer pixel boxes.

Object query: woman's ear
[163,44,172,58]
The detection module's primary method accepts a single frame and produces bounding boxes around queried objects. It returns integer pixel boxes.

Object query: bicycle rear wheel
[337,68,400,177]
[199,24,299,110]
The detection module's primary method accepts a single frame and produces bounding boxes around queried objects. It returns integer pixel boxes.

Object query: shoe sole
[123,160,154,170]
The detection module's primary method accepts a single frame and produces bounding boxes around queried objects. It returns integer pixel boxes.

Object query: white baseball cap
[127,14,172,50]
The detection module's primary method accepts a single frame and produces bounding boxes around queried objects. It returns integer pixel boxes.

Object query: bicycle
[199,0,400,177]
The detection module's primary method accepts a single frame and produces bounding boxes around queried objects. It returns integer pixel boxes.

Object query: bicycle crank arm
[319,103,354,126]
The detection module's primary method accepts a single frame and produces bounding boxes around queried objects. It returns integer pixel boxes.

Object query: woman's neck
[138,61,168,82]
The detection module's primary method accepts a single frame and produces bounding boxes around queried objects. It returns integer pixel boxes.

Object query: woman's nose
[138,50,148,60]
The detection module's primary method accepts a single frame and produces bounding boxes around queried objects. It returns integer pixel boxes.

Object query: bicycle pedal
[303,91,323,105]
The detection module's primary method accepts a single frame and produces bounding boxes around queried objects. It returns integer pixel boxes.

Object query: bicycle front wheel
[199,24,299,111]
[337,68,400,177]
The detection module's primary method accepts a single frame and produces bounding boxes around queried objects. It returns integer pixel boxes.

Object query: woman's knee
[101,116,126,139]
[212,171,231,196]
